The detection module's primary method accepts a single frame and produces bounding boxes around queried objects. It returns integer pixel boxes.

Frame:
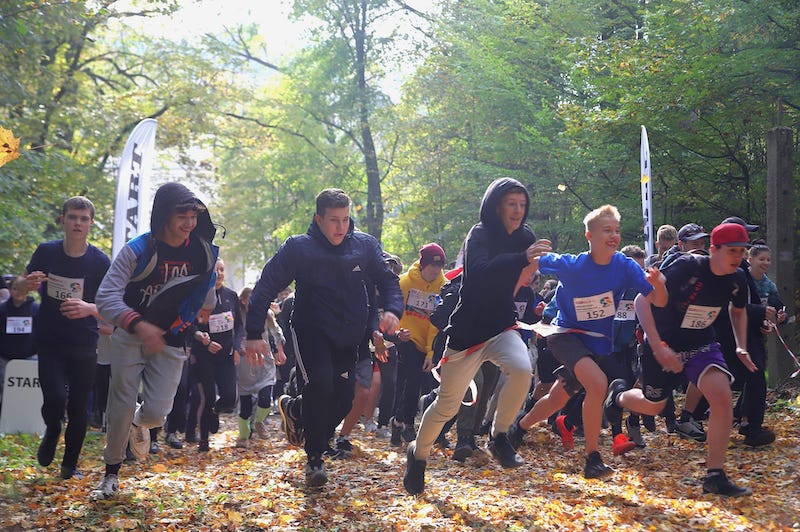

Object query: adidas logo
[353,265,361,272]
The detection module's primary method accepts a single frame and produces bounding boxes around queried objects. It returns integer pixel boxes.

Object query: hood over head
[150,182,216,242]
[478,177,531,234]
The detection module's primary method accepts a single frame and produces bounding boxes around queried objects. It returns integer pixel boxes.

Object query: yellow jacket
[398,261,446,359]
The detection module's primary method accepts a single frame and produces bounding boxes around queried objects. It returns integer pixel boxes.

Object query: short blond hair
[583,205,620,232]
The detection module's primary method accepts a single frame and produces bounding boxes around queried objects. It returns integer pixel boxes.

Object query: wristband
[127,316,144,334]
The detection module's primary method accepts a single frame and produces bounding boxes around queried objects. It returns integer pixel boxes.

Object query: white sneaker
[89,474,119,501]
[363,419,377,434]
[375,426,392,439]
[129,424,150,461]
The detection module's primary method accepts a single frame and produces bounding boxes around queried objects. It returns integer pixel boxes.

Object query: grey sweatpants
[413,329,532,459]
[103,328,186,465]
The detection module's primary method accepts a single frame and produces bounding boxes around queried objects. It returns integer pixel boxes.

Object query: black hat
[721,216,759,232]
[678,223,709,241]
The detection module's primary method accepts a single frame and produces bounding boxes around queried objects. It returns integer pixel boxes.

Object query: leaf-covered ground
[2,387,800,531]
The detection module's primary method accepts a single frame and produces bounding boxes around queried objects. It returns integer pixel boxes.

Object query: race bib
[573,291,614,321]
[615,300,636,321]
[208,311,234,334]
[406,288,438,316]
[680,305,722,329]
[6,316,33,334]
[46,273,84,301]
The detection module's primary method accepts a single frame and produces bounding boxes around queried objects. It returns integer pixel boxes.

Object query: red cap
[711,223,751,247]
[419,243,446,269]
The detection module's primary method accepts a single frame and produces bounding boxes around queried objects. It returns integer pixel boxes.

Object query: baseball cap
[721,216,759,232]
[711,223,751,247]
[419,243,446,269]
[677,223,709,241]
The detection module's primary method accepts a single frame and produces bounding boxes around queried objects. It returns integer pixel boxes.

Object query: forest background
[1,2,800,529]
[1,0,798,309]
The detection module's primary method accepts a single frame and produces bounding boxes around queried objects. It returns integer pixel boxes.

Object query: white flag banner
[640,125,654,258]
[112,119,157,259]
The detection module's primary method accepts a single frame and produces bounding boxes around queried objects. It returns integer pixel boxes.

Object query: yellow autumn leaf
[0,127,21,167]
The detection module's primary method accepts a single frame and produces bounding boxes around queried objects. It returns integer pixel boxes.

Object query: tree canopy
[0,0,797,274]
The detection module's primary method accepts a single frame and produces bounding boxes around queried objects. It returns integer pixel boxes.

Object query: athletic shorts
[640,341,732,403]
[353,357,374,390]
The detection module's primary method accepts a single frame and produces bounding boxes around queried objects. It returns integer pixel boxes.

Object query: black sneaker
[583,451,613,479]
[336,435,354,453]
[305,457,328,487]
[487,432,524,468]
[37,427,60,467]
[401,424,417,444]
[702,470,752,497]
[323,444,346,460]
[742,427,776,447]
[452,435,475,462]
[626,416,645,448]
[60,465,83,480]
[403,442,426,495]
[507,417,526,450]
[675,419,706,442]
[277,394,304,446]
[665,417,678,434]
[390,417,403,447]
[642,415,656,432]
[209,412,220,434]
[603,379,627,429]
[434,432,450,450]
[198,440,210,453]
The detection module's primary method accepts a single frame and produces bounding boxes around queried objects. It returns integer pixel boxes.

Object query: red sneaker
[555,415,575,451]
[612,433,637,456]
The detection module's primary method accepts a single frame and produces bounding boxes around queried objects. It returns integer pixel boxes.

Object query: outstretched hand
[244,339,269,367]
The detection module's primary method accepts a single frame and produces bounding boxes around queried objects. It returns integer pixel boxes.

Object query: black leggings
[190,351,237,441]
[37,343,97,469]
[239,385,272,420]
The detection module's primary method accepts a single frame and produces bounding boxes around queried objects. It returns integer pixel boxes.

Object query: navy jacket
[246,218,403,349]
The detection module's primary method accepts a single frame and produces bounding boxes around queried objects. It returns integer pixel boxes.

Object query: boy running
[507,205,667,478]
[608,222,754,496]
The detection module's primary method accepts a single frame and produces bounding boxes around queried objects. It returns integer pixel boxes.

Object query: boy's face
[749,251,771,275]
[315,206,350,246]
[420,263,443,283]
[497,191,527,234]
[60,207,93,241]
[586,215,621,255]
[10,282,27,306]
[161,209,198,245]
[214,260,225,289]
[680,237,706,252]
[710,245,747,275]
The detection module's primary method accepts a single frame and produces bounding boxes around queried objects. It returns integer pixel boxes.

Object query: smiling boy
[90,183,218,500]
[507,205,667,479]
[608,222,754,496]
[404,178,551,495]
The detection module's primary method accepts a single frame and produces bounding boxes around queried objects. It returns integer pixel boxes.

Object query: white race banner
[112,118,157,259]
[640,125,654,258]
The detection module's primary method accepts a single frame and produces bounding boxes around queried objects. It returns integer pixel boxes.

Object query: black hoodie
[446,178,537,351]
